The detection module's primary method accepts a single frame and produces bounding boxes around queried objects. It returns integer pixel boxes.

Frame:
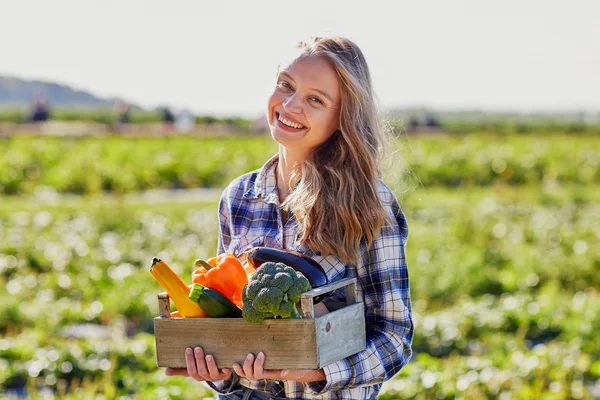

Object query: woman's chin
[270,128,306,147]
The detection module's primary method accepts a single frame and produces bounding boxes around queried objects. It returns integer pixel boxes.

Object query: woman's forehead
[278,56,341,102]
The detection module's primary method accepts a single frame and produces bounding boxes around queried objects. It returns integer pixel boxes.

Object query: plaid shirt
[207,155,413,399]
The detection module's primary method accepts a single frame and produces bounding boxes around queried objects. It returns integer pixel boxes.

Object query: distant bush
[440,119,600,135]
[3,108,599,134]
[195,115,253,130]
[0,108,253,129]
[0,109,24,123]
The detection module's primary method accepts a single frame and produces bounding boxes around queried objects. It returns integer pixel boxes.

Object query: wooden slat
[300,277,356,300]
[157,294,171,318]
[155,318,318,370]
[346,282,357,305]
[300,296,314,318]
[315,302,366,367]
[154,276,366,371]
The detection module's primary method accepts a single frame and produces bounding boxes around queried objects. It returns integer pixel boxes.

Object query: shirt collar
[243,154,280,203]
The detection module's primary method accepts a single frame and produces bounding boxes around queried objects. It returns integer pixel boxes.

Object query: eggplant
[243,247,328,288]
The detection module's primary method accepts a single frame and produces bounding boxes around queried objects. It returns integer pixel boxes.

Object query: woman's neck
[276,146,305,203]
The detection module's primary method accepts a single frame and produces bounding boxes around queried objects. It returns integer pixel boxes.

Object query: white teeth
[278,114,304,129]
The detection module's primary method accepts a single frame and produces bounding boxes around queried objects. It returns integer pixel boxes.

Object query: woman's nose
[283,94,302,114]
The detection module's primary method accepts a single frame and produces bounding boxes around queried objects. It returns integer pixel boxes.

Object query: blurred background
[0,0,598,399]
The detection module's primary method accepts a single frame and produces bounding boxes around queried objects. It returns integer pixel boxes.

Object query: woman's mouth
[275,112,306,131]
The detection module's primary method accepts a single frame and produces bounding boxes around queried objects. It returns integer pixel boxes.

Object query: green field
[0,133,599,399]
[1,133,599,196]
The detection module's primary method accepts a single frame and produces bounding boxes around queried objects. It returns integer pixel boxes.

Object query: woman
[166,36,413,399]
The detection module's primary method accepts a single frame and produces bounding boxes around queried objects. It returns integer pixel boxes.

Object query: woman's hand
[232,352,326,383]
[165,347,232,382]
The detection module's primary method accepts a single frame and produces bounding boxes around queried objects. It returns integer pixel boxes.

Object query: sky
[1,0,599,117]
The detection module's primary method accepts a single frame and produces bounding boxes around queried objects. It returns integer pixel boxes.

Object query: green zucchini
[189,284,243,318]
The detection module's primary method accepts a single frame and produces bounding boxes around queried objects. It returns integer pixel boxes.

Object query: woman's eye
[278,81,292,90]
[309,97,323,105]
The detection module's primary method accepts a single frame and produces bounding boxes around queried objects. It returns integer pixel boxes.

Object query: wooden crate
[154,277,366,370]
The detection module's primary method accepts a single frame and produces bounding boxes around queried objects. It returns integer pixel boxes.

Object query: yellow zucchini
[150,257,208,318]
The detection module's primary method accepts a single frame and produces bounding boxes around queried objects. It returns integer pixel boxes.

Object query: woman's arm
[216,187,232,255]
[199,188,241,395]
[306,191,414,394]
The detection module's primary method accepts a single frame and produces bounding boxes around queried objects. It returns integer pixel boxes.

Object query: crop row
[1,133,599,196]
[0,184,598,398]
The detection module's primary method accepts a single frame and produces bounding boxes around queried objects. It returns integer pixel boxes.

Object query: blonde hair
[282,37,393,265]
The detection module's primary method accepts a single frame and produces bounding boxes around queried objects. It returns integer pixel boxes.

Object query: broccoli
[242,261,312,324]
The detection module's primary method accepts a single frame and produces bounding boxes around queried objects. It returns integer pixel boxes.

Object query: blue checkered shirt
[207,155,413,399]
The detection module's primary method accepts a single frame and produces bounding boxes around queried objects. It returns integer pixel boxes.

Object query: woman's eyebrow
[279,71,295,82]
[279,71,334,103]
[311,88,334,103]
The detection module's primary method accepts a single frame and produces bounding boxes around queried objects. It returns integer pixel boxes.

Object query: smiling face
[267,55,342,157]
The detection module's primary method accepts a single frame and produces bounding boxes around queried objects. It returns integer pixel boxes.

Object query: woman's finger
[232,363,245,378]
[281,369,308,381]
[219,367,232,379]
[205,354,224,381]
[193,347,210,380]
[279,368,326,382]
[185,348,201,380]
[242,353,255,380]
[253,352,283,380]
[261,369,284,380]
[252,352,266,379]
[165,368,189,377]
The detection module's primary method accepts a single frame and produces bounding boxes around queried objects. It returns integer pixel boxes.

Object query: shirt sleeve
[306,191,414,394]
[205,374,241,395]
[205,186,238,395]
[216,186,232,256]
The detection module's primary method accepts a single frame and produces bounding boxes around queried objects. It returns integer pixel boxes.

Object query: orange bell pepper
[192,253,247,308]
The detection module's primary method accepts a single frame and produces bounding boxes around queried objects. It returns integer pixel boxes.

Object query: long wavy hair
[281,37,393,265]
